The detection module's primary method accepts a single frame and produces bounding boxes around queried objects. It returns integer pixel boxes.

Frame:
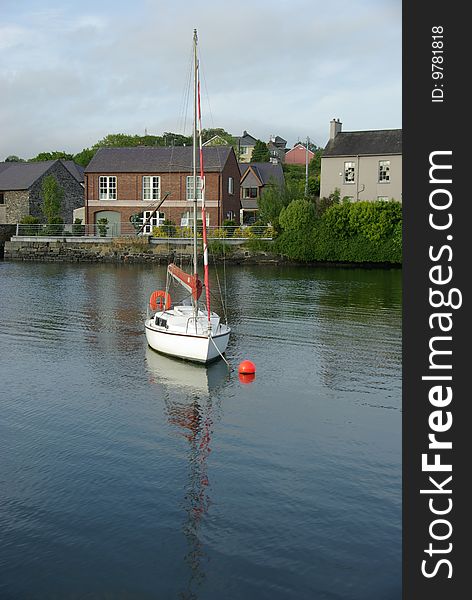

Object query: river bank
[3,237,401,267]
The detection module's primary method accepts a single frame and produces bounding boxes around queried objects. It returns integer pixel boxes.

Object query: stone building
[0,160,84,223]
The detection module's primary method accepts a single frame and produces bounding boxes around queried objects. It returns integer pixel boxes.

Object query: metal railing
[14,223,274,239]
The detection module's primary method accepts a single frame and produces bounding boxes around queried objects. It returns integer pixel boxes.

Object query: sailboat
[144,30,231,364]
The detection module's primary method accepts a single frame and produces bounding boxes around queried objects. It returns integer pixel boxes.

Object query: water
[0,261,402,599]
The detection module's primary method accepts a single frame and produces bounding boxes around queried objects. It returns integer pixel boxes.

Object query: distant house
[267,135,287,164]
[239,162,285,224]
[320,119,402,202]
[84,146,241,233]
[235,131,258,163]
[0,160,85,224]
[202,135,230,147]
[285,143,315,166]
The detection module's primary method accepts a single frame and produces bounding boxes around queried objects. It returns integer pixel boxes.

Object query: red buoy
[239,372,256,384]
[238,360,256,375]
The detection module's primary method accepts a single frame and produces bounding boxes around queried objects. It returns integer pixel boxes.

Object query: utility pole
[304,136,310,196]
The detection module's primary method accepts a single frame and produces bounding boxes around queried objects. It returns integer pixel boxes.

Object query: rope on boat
[211,253,228,325]
[209,335,232,371]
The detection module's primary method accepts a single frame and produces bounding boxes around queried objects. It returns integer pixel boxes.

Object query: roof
[239,162,285,187]
[234,131,258,147]
[202,135,230,147]
[269,135,287,147]
[85,146,233,173]
[241,199,259,209]
[286,144,315,155]
[0,159,84,191]
[62,161,85,183]
[323,129,402,157]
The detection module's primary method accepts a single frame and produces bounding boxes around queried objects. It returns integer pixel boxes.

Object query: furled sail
[167,263,203,301]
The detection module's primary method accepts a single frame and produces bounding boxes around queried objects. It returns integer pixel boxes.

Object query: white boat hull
[145,316,230,363]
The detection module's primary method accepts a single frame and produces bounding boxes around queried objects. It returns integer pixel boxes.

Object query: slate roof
[234,131,258,146]
[239,162,285,187]
[241,199,259,209]
[85,146,233,173]
[269,135,287,147]
[323,129,402,157]
[0,160,84,191]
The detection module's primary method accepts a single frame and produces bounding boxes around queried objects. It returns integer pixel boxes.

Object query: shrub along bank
[275,199,402,264]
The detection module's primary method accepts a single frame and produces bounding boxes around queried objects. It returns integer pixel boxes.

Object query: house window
[180,211,209,227]
[99,176,117,200]
[228,177,234,195]
[239,146,248,155]
[143,176,160,200]
[242,187,258,198]
[142,211,165,235]
[0,192,4,205]
[379,160,390,182]
[344,162,355,184]
[186,176,204,200]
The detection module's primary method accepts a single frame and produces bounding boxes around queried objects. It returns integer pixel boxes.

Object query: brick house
[84,146,241,233]
[0,160,84,224]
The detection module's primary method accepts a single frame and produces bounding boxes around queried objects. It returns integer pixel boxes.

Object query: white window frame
[186,176,204,200]
[143,176,160,201]
[379,160,390,183]
[99,176,117,200]
[228,176,234,195]
[242,187,258,199]
[180,210,209,227]
[344,162,355,184]
[142,211,165,235]
[239,146,248,155]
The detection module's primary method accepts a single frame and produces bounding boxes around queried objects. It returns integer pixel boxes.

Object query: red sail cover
[168,263,203,301]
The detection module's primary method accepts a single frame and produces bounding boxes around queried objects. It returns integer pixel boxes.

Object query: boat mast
[192,29,198,309]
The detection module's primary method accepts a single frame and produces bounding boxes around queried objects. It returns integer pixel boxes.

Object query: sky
[0,0,401,160]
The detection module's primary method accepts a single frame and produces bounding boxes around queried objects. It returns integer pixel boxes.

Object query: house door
[94,210,121,236]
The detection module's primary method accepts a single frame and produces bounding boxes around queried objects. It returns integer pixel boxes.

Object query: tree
[74,148,97,167]
[251,140,270,162]
[5,155,25,162]
[258,179,303,232]
[41,175,64,223]
[30,151,74,162]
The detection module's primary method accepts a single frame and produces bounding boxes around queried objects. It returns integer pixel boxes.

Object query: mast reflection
[145,348,228,599]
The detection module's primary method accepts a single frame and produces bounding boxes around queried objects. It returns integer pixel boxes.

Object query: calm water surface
[0,261,401,600]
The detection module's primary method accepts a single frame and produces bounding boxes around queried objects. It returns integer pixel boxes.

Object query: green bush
[72,218,85,236]
[276,199,402,264]
[222,219,237,236]
[45,216,64,236]
[208,240,233,256]
[96,217,108,237]
[210,228,227,238]
[19,215,40,235]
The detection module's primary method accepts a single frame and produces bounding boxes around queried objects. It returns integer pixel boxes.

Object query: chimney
[329,118,342,140]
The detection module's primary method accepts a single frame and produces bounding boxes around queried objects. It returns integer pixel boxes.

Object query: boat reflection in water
[145,347,229,599]
[145,346,229,395]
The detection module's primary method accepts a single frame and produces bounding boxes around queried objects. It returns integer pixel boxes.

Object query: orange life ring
[150,290,172,311]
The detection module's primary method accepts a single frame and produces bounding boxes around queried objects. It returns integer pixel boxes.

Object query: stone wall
[4,191,29,223]
[29,161,85,222]
[0,224,17,259]
[4,238,280,265]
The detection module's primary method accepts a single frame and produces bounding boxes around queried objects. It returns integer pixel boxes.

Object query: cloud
[0,0,401,159]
